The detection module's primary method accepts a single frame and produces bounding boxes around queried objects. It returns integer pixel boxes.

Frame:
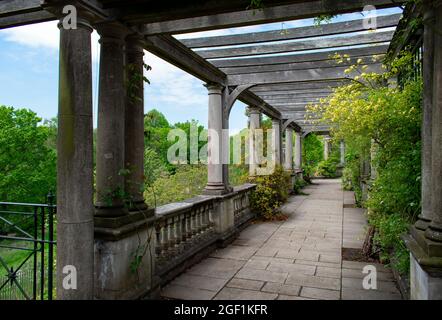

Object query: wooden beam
[0,0,43,18]
[141,0,403,35]
[258,93,330,100]
[265,98,323,105]
[221,56,382,75]
[196,30,394,59]
[228,63,383,85]
[238,90,281,120]
[0,10,55,29]
[251,82,344,93]
[144,34,227,85]
[273,103,312,108]
[211,44,389,68]
[251,83,340,92]
[181,13,401,48]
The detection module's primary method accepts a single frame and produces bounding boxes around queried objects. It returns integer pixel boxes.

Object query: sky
[0,7,402,135]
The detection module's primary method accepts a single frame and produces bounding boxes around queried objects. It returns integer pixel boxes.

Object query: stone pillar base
[404,229,442,300]
[410,253,442,300]
[94,209,156,300]
[203,184,233,195]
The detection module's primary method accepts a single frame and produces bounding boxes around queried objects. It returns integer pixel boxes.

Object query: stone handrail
[153,183,256,282]
[154,196,216,273]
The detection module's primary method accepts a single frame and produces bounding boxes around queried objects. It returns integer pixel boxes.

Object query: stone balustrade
[232,184,255,226]
[153,183,256,285]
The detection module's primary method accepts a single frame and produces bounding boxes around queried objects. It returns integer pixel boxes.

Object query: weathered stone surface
[171,274,229,292]
[285,274,341,291]
[277,294,315,300]
[266,261,316,276]
[187,258,245,279]
[160,179,402,300]
[235,268,288,284]
[214,287,277,300]
[341,287,402,300]
[162,284,217,300]
[301,287,340,300]
[210,245,258,261]
[342,268,394,281]
[342,277,399,293]
[261,282,301,296]
[226,278,265,291]
[315,266,342,279]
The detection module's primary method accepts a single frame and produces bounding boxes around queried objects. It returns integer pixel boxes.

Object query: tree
[0,106,56,203]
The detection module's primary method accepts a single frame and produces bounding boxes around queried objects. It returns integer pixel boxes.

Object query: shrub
[249,165,291,220]
[293,177,307,195]
[368,212,411,274]
[315,158,339,177]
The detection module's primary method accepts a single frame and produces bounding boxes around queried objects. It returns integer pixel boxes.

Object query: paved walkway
[161,179,402,300]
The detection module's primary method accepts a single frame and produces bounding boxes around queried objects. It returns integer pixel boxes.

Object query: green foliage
[174,119,207,165]
[307,52,423,275]
[314,14,336,26]
[0,106,56,203]
[293,178,307,195]
[144,109,174,171]
[229,165,249,187]
[316,158,338,178]
[144,165,207,207]
[302,133,323,178]
[249,165,291,220]
[369,212,411,274]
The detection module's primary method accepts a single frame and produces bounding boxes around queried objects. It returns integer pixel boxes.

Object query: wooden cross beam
[228,63,383,85]
[196,30,394,59]
[140,0,403,35]
[181,13,401,48]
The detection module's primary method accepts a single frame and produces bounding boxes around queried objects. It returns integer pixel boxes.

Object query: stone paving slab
[161,179,403,301]
[300,287,340,300]
[214,287,278,300]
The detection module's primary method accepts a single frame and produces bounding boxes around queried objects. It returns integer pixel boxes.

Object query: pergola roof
[0,0,404,132]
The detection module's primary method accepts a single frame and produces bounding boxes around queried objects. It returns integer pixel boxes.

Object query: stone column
[415,6,435,231]
[57,16,94,299]
[204,83,229,194]
[124,34,148,212]
[248,106,261,176]
[324,136,331,160]
[426,2,442,243]
[294,132,302,170]
[406,1,442,300]
[95,23,128,217]
[272,119,281,165]
[284,127,294,172]
[340,140,345,166]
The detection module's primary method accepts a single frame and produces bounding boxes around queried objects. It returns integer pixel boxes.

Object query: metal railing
[0,193,56,300]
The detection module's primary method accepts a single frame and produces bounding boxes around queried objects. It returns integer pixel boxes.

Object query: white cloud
[1,21,100,61]
[144,51,207,112]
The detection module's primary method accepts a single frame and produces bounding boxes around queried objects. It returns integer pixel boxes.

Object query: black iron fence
[0,193,56,300]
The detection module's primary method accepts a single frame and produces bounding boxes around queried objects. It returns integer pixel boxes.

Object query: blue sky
[0,7,401,135]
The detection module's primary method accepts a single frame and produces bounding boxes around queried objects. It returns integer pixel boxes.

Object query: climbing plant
[306,51,423,274]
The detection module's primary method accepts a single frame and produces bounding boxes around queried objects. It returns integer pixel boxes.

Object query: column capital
[96,21,130,45]
[247,106,261,115]
[56,7,94,32]
[204,82,224,94]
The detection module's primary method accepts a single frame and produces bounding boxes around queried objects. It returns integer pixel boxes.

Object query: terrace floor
[161,179,402,300]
